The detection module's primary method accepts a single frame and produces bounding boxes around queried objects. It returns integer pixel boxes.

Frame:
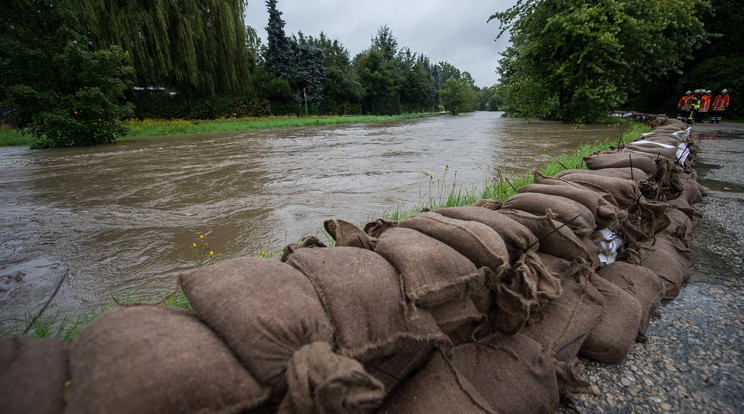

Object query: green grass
[0,114,441,146]
[0,127,28,146]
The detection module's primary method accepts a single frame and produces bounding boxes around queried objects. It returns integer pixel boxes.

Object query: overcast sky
[244,0,517,87]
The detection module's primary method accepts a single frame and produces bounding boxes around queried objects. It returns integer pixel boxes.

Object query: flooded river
[0,112,625,328]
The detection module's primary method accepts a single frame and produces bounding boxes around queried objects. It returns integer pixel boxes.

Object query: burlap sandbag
[680,176,705,205]
[630,235,693,300]
[499,209,599,269]
[399,211,509,278]
[433,205,538,265]
[596,261,663,341]
[554,167,649,183]
[619,199,671,244]
[281,236,327,262]
[66,305,270,414]
[521,267,606,362]
[487,251,563,336]
[178,257,334,396]
[428,296,484,335]
[525,173,625,228]
[584,152,659,175]
[501,193,597,237]
[624,144,678,160]
[363,219,398,238]
[661,206,697,241]
[559,172,642,210]
[379,333,559,414]
[279,342,385,414]
[325,219,376,250]
[378,349,495,414]
[580,275,643,364]
[0,336,69,414]
[373,227,488,308]
[641,134,686,146]
[283,246,450,364]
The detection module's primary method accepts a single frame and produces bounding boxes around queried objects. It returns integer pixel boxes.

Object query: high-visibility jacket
[677,95,690,110]
[690,95,701,110]
[712,94,730,111]
[699,95,711,113]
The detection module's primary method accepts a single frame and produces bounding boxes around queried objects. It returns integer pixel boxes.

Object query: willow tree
[67,0,252,96]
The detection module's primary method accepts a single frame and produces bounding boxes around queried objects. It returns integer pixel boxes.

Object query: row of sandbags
[0,118,703,414]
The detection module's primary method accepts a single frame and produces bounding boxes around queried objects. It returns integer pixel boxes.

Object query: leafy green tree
[1,0,134,147]
[355,26,403,115]
[68,0,253,96]
[440,78,478,115]
[491,0,708,122]
[307,33,363,115]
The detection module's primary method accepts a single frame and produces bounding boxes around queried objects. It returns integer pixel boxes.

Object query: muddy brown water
[0,112,626,328]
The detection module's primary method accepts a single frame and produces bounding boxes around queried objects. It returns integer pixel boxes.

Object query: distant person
[710,89,730,123]
[697,90,711,123]
[677,90,691,120]
[687,89,701,124]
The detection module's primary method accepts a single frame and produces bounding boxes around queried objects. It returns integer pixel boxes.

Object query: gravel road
[563,122,744,414]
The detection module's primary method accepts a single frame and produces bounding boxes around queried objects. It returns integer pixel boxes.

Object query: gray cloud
[244,0,516,87]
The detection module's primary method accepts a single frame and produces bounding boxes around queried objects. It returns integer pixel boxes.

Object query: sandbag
[559,172,642,210]
[325,219,376,250]
[499,209,599,269]
[363,219,398,238]
[398,211,509,278]
[433,206,538,264]
[0,336,69,414]
[66,305,270,414]
[580,276,643,364]
[584,152,659,175]
[624,143,678,160]
[379,333,560,414]
[283,246,450,364]
[279,342,385,414]
[373,227,487,308]
[427,297,484,335]
[178,257,334,396]
[554,167,649,184]
[500,192,597,237]
[526,173,625,228]
[632,235,693,300]
[596,261,664,341]
[619,199,671,244]
[521,267,606,362]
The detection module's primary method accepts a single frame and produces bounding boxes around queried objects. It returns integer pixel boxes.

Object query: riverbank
[562,121,744,413]
[0,114,441,147]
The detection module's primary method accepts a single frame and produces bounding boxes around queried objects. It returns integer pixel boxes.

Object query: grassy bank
[1,120,649,341]
[0,114,439,146]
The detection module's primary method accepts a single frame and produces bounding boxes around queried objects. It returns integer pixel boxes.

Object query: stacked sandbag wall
[0,116,703,413]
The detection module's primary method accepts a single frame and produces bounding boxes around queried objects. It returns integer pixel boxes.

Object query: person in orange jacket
[710,89,730,123]
[677,90,691,120]
[696,90,711,123]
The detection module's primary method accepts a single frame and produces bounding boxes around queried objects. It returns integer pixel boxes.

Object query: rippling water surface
[0,112,625,326]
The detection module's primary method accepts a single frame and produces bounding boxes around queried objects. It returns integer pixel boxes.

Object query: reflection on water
[0,112,625,325]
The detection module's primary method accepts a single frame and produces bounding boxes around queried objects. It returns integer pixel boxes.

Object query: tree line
[0,0,497,147]
[490,0,742,123]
